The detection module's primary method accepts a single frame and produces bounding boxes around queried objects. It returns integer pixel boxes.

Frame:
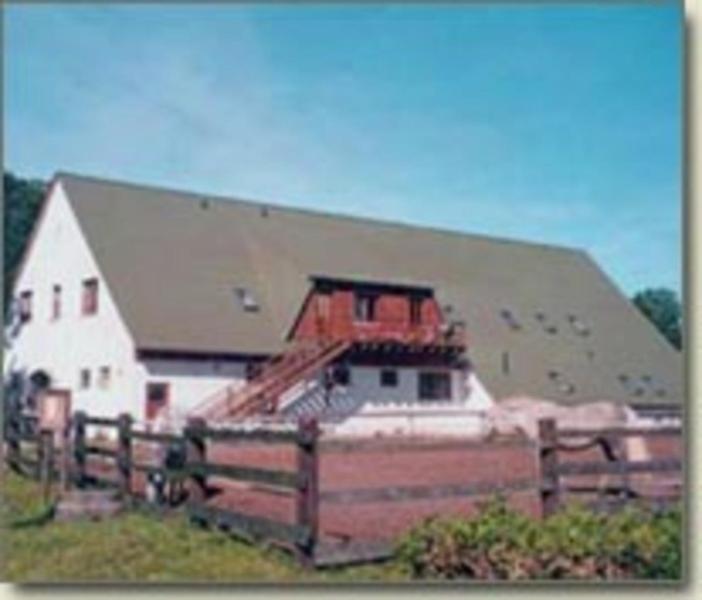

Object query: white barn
[4,173,682,436]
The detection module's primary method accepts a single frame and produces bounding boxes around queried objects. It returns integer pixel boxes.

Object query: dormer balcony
[290,276,467,352]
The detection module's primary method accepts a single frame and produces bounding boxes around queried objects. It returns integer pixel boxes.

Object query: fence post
[185,417,207,508]
[39,429,54,503]
[73,410,87,486]
[5,408,20,470]
[538,418,561,518]
[117,413,133,500]
[296,416,320,568]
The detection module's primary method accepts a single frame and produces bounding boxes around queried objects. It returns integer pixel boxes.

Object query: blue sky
[4,3,682,295]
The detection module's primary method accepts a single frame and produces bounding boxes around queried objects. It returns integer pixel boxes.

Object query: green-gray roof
[59,172,682,406]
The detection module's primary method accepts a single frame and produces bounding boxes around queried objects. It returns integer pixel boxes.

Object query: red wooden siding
[292,288,455,346]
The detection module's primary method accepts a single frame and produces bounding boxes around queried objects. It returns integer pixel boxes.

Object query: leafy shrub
[396,497,682,581]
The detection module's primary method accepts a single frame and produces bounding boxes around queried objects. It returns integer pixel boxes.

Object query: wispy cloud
[5,4,681,296]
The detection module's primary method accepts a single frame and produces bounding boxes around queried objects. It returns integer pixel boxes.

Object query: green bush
[396,497,682,581]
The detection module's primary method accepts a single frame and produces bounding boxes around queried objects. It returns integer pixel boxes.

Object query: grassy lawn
[1,470,405,583]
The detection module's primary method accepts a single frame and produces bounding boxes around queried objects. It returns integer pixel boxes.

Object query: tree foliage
[632,287,683,350]
[3,171,47,307]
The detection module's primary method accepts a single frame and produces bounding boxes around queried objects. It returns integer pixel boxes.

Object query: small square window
[145,382,169,420]
[354,293,377,322]
[52,285,62,320]
[79,369,91,390]
[380,369,398,387]
[19,291,33,323]
[98,366,111,390]
[245,362,260,381]
[418,371,452,401]
[82,278,99,316]
[234,287,259,312]
[332,364,351,386]
[500,308,522,331]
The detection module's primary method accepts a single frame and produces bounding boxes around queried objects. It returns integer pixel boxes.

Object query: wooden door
[39,388,71,433]
[145,382,170,421]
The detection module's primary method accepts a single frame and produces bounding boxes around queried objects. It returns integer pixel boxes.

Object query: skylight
[499,308,522,331]
[548,370,575,395]
[567,314,591,337]
[234,287,260,312]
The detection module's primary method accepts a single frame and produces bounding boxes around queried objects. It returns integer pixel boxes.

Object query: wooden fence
[183,416,320,566]
[537,418,682,517]
[2,405,683,568]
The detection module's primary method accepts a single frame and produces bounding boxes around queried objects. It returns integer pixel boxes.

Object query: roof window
[618,373,648,397]
[548,370,575,395]
[499,308,522,331]
[535,311,557,334]
[567,314,591,337]
[234,287,260,312]
[641,374,667,398]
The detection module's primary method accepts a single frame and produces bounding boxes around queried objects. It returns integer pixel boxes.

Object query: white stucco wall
[134,358,248,424]
[281,365,495,438]
[5,183,140,419]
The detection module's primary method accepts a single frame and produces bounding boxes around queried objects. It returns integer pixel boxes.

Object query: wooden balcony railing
[312,317,466,349]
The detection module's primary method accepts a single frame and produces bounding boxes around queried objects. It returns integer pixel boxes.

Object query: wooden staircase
[190,339,352,422]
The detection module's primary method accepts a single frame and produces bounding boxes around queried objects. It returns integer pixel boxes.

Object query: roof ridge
[56,170,584,256]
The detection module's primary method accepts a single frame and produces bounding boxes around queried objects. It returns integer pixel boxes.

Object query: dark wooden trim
[295,417,320,567]
[343,348,464,368]
[136,348,270,363]
[556,458,681,477]
[73,411,87,484]
[117,414,133,497]
[538,419,560,518]
[557,426,682,438]
[309,275,434,296]
[188,504,311,547]
[184,418,207,505]
[84,416,120,427]
[320,477,535,505]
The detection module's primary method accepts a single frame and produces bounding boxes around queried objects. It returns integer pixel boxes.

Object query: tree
[3,171,47,307]
[632,287,682,350]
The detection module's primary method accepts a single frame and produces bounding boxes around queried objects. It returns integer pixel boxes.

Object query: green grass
[1,471,405,583]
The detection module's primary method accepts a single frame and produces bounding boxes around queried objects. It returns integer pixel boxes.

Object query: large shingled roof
[59,172,682,406]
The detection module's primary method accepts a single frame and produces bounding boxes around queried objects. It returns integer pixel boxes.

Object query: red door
[145,382,170,421]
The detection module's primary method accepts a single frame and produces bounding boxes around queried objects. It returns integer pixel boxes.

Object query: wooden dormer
[289,276,466,351]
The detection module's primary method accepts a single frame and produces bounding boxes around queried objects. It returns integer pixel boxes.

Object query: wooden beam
[319,477,535,505]
[556,458,681,477]
[557,426,681,438]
